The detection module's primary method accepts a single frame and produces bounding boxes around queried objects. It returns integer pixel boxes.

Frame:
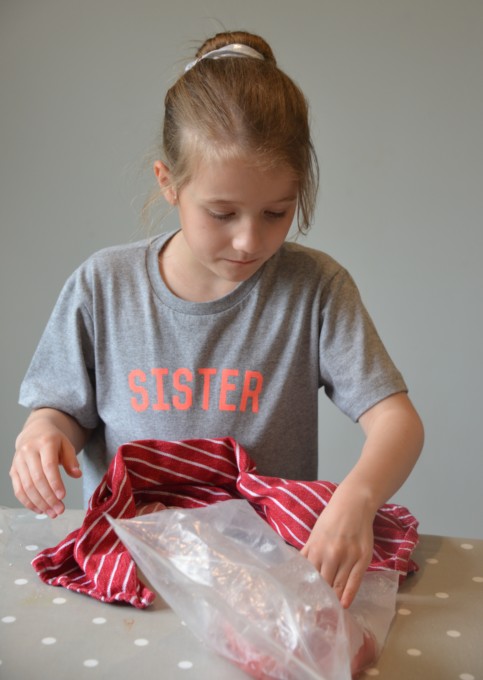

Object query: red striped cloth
[32,438,419,609]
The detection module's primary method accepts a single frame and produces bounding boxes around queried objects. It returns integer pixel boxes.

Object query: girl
[10,30,424,608]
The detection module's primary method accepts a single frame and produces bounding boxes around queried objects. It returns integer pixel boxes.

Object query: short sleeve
[318,267,407,421]
[19,267,100,430]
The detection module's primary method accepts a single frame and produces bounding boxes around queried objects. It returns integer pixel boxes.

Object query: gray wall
[1,0,482,539]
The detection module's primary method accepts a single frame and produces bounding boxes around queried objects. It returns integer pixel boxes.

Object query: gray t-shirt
[19,232,407,505]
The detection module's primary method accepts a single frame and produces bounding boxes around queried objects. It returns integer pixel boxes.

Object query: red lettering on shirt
[127,367,264,414]
[198,368,217,410]
[128,369,149,412]
[240,370,263,413]
[219,369,239,411]
[151,368,170,411]
[172,368,193,410]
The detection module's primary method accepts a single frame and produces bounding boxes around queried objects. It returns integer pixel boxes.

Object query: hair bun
[196,31,276,65]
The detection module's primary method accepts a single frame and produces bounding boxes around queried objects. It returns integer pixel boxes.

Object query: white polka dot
[435,592,449,599]
[134,638,149,647]
[472,576,483,583]
[459,674,475,680]
[83,659,99,668]
[425,558,439,564]
[92,617,106,625]
[14,578,28,585]
[35,514,48,520]
[41,637,57,645]
[398,608,412,615]
[53,597,67,605]
[178,661,193,669]
[365,669,380,677]
[2,616,16,624]
[407,648,422,657]
[446,630,461,638]
[460,543,474,550]
[25,544,39,551]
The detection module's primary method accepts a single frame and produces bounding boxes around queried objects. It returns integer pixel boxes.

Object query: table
[1,507,482,679]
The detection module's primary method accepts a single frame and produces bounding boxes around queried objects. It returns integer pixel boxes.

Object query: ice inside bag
[108,499,398,680]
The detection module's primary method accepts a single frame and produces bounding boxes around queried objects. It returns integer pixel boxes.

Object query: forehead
[186,154,299,201]
[178,129,298,187]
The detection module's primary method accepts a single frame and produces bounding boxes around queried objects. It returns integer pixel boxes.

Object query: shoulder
[55,234,169,308]
[280,240,342,270]
[83,236,159,271]
[264,241,366,314]
[69,234,167,285]
[276,240,352,287]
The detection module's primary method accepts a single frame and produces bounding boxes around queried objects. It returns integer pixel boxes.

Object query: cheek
[271,221,292,246]
[184,219,225,253]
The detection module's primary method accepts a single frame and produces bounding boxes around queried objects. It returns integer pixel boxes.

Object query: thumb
[59,440,82,479]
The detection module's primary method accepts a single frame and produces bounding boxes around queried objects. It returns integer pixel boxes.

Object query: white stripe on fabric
[107,551,124,598]
[163,441,239,468]
[276,486,320,519]
[31,536,77,569]
[298,482,330,508]
[238,481,313,534]
[81,496,131,572]
[279,521,305,547]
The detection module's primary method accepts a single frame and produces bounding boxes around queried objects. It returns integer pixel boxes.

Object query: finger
[319,556,342,591]
[11,455,63,518]
[59,443,82,479]
[340,563,369,609]
[10,466,42,514]
[301,542,324,574]
[23,442,66,514]
[327,563,355,603]
[303,541,347,590]
[39,443,68,503]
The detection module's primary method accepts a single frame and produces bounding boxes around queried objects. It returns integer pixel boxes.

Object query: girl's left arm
[301,392,424,608]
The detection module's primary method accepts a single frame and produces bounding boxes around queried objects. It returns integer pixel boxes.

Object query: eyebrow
[204,195,298,205]
[272,195,298,203]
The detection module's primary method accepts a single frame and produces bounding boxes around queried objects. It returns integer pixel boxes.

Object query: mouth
[225,258,259,266]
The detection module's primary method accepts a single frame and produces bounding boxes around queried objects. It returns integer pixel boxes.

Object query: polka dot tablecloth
[0,508,247,680]
[360,534,483,680]
[1,507,482,679]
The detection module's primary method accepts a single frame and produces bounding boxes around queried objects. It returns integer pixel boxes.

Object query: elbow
[405,397,425,464]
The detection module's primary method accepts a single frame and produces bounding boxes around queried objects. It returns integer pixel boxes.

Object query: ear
[153,161,177,205]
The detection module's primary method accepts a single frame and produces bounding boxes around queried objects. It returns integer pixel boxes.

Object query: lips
[225,258,258,265]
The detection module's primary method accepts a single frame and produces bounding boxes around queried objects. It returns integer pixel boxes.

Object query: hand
[10,416,82,519]
[301,394,424,608]
[300,494,374,609]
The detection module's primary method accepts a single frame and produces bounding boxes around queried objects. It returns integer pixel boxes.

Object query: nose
[231,218,262,255]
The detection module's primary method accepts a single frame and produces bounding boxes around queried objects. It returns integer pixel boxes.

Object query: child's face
[167,156,298,292]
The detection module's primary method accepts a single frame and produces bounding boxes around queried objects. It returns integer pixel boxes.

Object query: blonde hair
[160,31,319,234]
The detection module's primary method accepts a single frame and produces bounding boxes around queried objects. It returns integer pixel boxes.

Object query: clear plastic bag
[108,500,398,680]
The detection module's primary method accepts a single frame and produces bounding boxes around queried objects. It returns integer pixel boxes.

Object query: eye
[207,210,235,221]
[265,210,286,220]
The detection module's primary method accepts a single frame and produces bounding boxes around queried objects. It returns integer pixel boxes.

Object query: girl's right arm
[10,408,91,518]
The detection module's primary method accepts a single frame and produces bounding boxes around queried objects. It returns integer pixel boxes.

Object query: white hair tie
[185,43,265,72]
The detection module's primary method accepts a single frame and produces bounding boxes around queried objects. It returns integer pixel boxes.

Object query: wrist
[26,408,89,452]
[331,480,380,518]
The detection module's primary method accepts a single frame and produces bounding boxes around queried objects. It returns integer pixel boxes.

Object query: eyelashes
[265,211,287,220]
[207,210,287,221]
[207,211,234,221]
